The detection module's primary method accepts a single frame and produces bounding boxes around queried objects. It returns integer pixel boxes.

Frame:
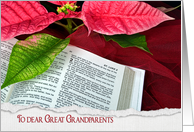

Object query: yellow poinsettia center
[57,2,78,14]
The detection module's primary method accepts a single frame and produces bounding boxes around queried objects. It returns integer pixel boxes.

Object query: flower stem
[72,20,78,27]
[66,18,73,34]
[55,19,82,34]
[165,4,181,13]
[73,23,85,31]
[54,21,72,34]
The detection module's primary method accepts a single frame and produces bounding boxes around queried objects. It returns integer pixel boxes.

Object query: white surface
[1,107,182,131]
[182,0,194,125]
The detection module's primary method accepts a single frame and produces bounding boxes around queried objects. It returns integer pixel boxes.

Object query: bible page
[53,45,126,111]
[7,49,72,108]
[1,39,18,103]
[4,42,125,111]
[127,66,145,111]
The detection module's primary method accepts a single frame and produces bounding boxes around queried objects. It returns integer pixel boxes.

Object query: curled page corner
[1,102,181,117]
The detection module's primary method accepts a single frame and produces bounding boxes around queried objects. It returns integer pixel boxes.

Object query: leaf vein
[3,38,64,87]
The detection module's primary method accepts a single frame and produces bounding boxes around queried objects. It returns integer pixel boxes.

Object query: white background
[1,108,182,131]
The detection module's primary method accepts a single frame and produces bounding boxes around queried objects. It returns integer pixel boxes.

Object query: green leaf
[103,34,152,54]
[1,33,70,89]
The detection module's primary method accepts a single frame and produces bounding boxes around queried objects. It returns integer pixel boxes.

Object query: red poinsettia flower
[1,1,65,41]
[1,1,174,41]
[80,1,174,35]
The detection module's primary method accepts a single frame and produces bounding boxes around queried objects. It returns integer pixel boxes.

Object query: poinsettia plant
[1,1,177,89]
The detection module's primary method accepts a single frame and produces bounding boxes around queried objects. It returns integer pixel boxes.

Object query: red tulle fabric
[16,1,181,111]
[67,1,181,111]
[67,20,181,111]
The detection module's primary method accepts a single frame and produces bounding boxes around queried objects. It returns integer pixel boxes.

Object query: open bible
[1,38,145,111]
